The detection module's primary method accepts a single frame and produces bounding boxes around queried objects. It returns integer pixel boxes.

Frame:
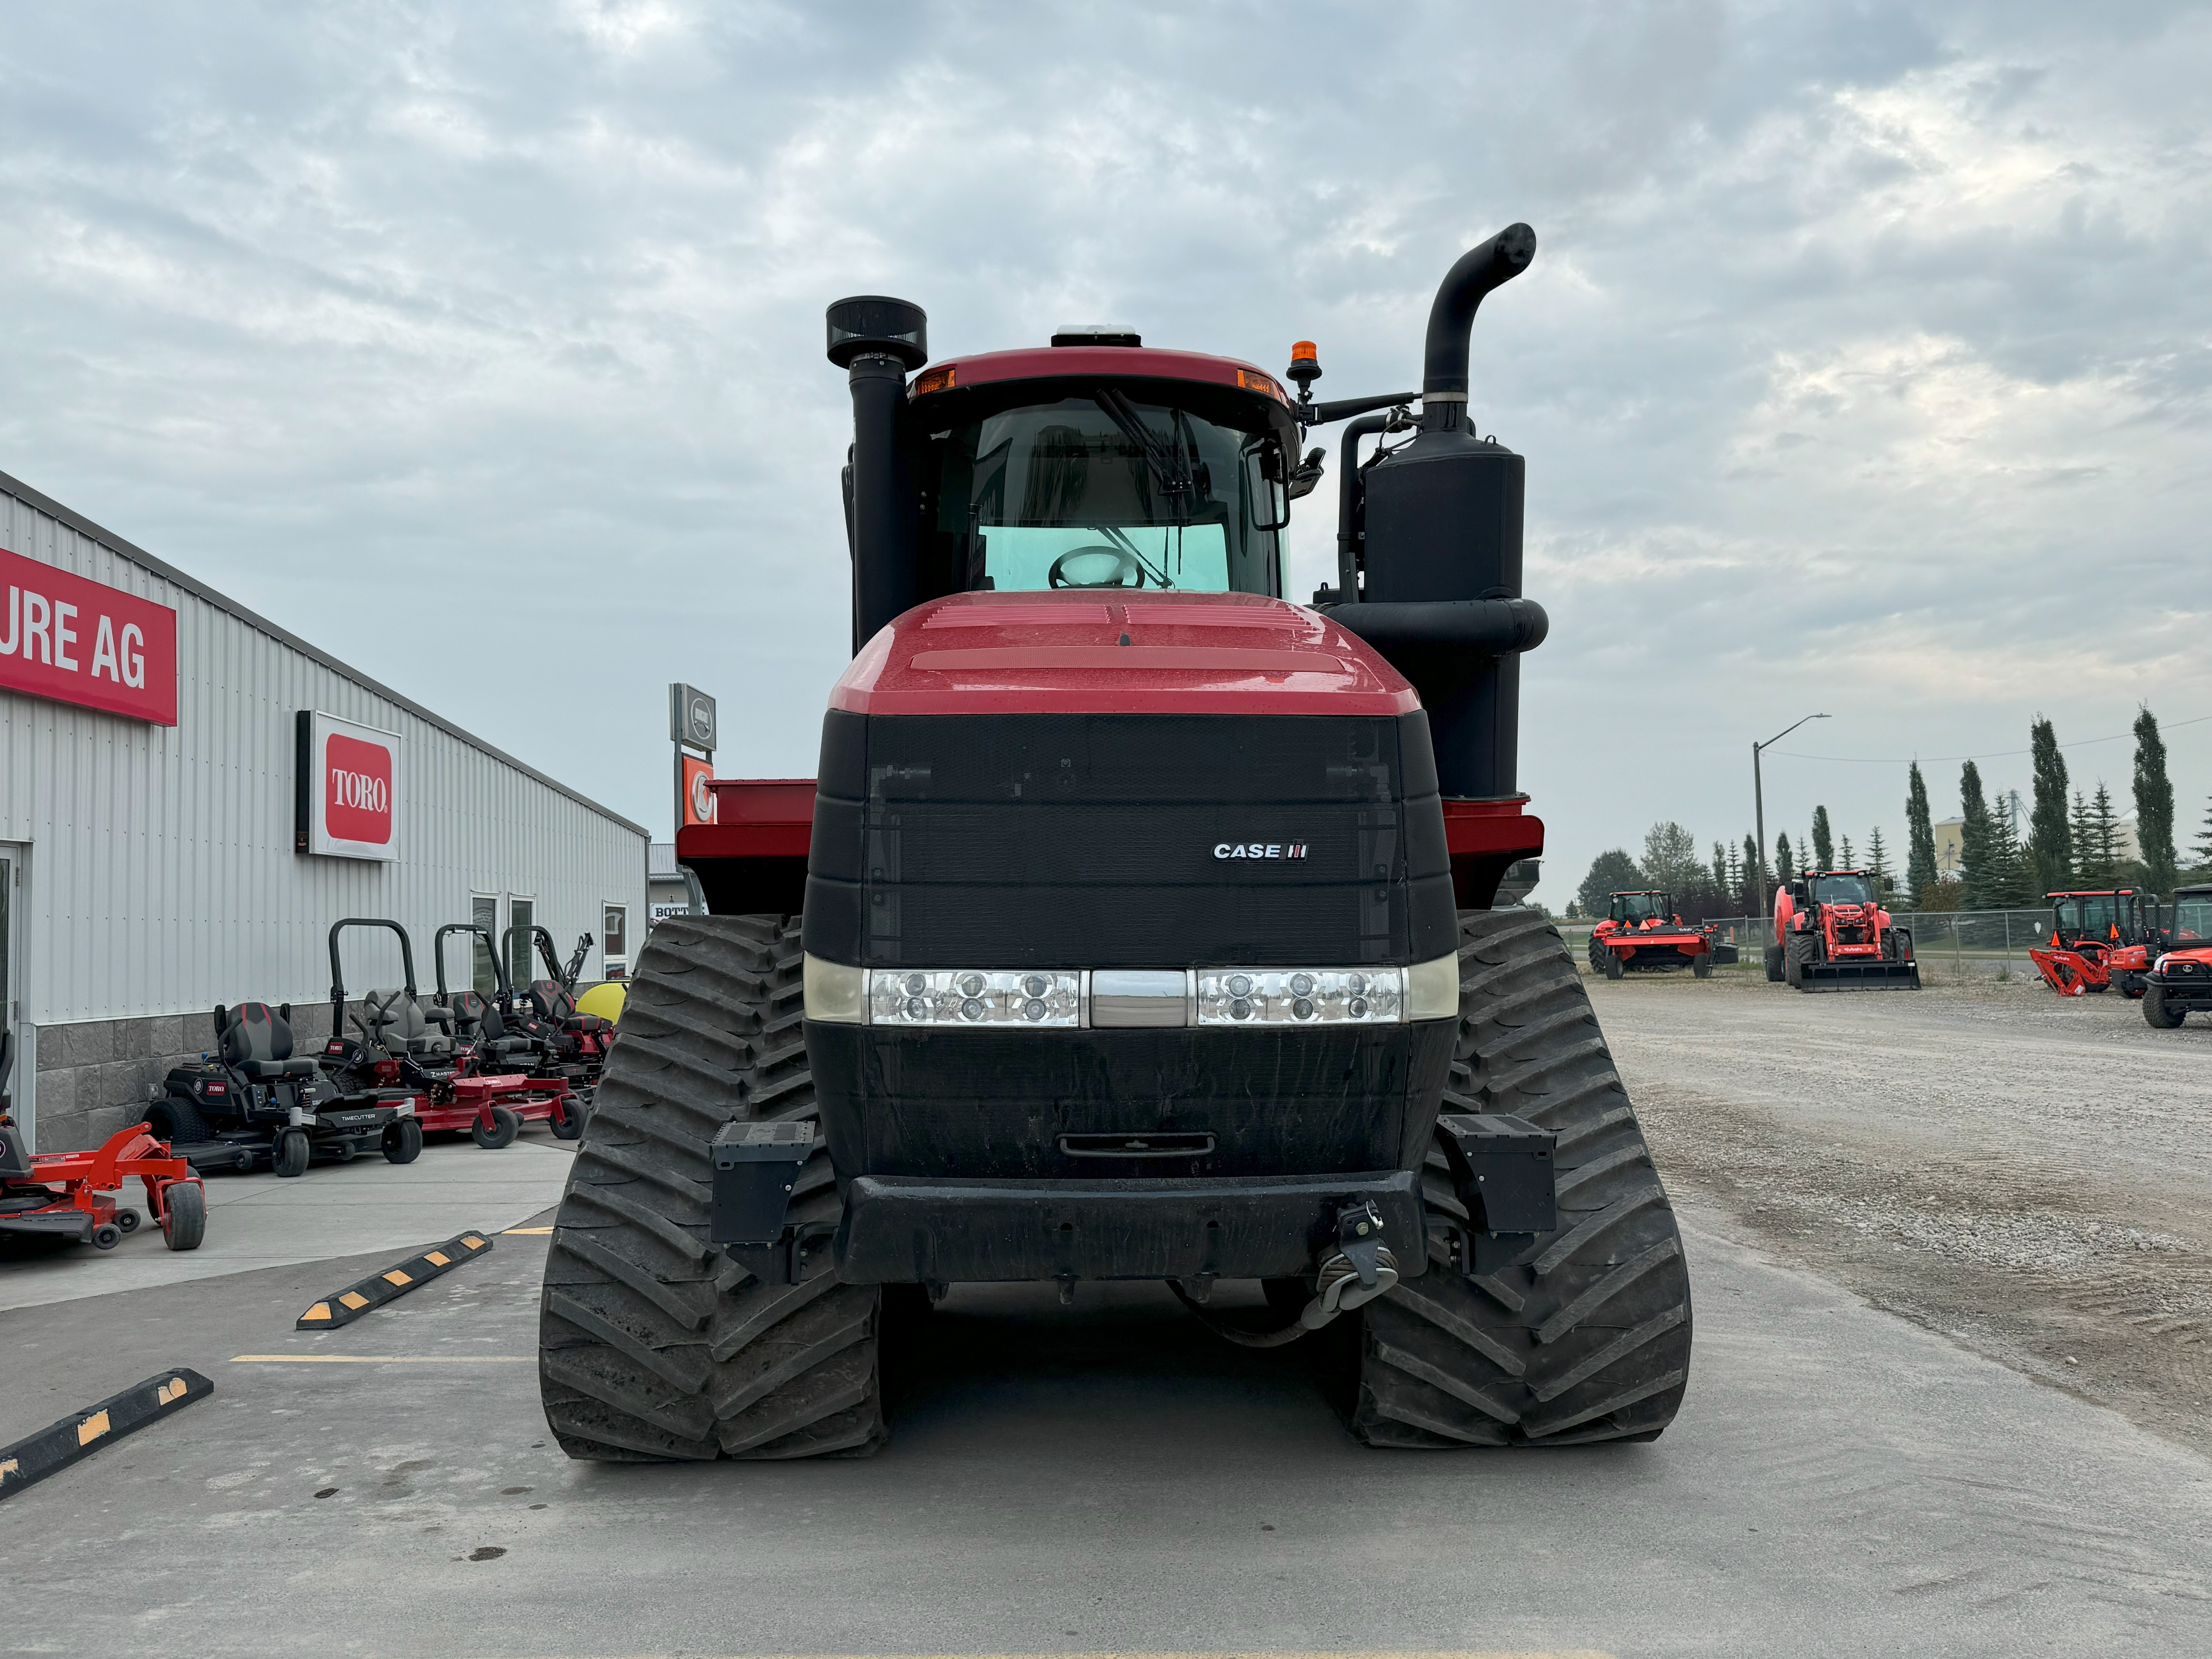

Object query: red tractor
[1765,869,1919,991]
[541,226,1692,1461]
[2028,889,2158,998]
[2142,886,2212,1028]
[1587,891,1735,981]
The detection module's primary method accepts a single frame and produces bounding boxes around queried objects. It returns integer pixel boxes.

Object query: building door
[602,904,627,981]
[0,845,26,1147]
[507,896,535,993]
[471,894,500,993]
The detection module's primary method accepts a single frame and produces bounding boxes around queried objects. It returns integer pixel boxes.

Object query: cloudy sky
[4,1,2208,897]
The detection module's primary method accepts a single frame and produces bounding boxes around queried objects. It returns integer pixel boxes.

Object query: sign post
[670,683,717,833]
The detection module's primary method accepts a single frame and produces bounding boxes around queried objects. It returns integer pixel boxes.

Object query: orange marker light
[910,365,956,397]
[1237,367,1289,403]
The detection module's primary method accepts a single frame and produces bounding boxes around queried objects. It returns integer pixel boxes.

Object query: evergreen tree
[1867,825,1894,900]
[2078,783,2122,884]
[1710,841,1728,898]
[1991,790,2035,907]
[2195,797,2212,871]
[1839,832,1855,868]
[1959,761,1994,909]
[2068,788,2095,882]
[1905,762,1939,905]
[2028,716,2072,897]
[1742,833,1763,911]
[1776,831,1795,887]
[1811,805,1834,870]
[2134,706,2177,894]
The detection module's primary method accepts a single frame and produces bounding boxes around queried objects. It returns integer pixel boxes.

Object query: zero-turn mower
[2028,889,2157,998]
[0,1031,207,1250]
[322,919,578,1148]
[502,925,615,1096]
[542,225,1693,1460]
[1586,890,1737,981]
[1766,869,1918,991]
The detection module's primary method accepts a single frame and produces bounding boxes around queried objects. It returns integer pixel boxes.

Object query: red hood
[830,590,1420,717]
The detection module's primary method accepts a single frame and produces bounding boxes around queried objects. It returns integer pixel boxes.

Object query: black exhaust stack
[827,296,929,654]
[1327,225,1548,802]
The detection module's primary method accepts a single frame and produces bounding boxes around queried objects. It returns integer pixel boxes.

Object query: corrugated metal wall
[0,479,649,1027]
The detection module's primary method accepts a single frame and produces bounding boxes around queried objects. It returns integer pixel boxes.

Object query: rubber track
[538,914,886,1461]
[1353,907,1694,1447]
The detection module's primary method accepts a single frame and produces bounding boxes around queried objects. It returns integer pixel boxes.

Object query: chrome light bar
[809,953,1461,1027]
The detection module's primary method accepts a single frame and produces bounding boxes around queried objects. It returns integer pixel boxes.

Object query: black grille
[804,711,1453,968]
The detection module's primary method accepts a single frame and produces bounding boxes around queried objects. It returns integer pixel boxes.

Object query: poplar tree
[1839,832,1855,868]
[1811,806,1834,870]
[2028,716,2072,896]
[2134,706,2177,894]
[1906,762,1939,905]
[1776,832,1795,887]
[1959,761,1994,909]
[1741,833,1763,909]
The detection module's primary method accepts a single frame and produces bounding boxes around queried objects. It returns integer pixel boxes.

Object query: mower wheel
[1692,953,1712,980]
[1764,944,1785,983]
[383,1117,424,1164]
[1352,907,1692,1448]
[1602,950,1624,981]
[472,1106,521,1150]
[145,1096,211,1147]
[116,1207,142,1233]
[2144,985,2185,1029]
[540,913,888,1463]
[92,1223,123,1250]
[273,1128,311,1178]
[161,1182,207,1251]
[549,1098,584,1141]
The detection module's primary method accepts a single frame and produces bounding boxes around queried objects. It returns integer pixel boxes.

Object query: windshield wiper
[1097,524,1173,589]
[1093,389,1193,508]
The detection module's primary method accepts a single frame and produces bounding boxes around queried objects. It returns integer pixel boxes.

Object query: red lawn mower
[322,919,578,1148]
[428,922,584,1141]
[2028,889,2158,998]
[502,925,614,1097]
[0,1032,207,1250]
[1586,890,1736,981]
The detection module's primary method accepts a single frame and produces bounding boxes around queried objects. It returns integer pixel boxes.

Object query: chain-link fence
[1557,910,2059,984]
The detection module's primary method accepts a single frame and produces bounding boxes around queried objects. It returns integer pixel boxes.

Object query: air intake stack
[1327,225,1548,802]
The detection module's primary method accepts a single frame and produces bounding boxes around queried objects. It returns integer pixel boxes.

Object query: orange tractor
[2027,889,2159,998]
[1765,869,1918,991]
[1586,891,1735,981]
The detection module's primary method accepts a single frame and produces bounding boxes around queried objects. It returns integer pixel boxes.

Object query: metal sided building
[0,469,649,1153]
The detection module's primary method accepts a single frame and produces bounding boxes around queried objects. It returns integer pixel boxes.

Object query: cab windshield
[1810,873,1873,905]
[929,395,1282,594]
[2065,895,2119,935]
[1613,893,1667,924]
[2171,895,2212,943]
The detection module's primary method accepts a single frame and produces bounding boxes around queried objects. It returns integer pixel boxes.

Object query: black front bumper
[2148,972,2212,1010]
[836,1168,1425,1284]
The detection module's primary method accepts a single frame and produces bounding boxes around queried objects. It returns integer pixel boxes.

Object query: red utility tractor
[2028,889,2158,998]
[542,225,1693,1461]
[1766,869,1919,991]
[0,1032,207,1250]
[2142,886,2212,1028]
[1586,891,1736,981]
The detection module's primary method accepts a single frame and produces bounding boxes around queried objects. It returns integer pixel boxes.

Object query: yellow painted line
[155,1376,190,1405]
[75,1410,111,1446]
[426,1250,451,1266]
[338,1291,369,1311]
[464,1651,1617,1659]
[503,1226,553,1235]
[382,1269,413,1287]
[300,1302,332,1323]
[231,1355,534,1365]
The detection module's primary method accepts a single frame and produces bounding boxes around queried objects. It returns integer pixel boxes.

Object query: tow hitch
[1172,1195,1403,1348]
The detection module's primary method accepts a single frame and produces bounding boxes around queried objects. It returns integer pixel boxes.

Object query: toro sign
[295,710,401,860]
[0,546,179,725]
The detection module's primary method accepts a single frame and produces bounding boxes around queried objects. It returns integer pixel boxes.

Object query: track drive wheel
[472,1105,521,1149]
[161,1182,207,1251]
[273,1128,311,1178]
[383,1117,424,1164]
[1352,907,1693,1448]
[539,914,886,1462]
[2144,984,2185,1028]
[1763,943,1784,982]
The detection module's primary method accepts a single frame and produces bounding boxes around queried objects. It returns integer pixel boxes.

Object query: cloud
[0,0,2208,892]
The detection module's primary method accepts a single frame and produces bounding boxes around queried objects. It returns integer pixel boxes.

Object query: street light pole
[1753,713,1831,922]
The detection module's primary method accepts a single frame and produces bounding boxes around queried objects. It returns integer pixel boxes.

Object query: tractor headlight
[803,955,867,1024]
[1194,967,1404,1025]
[867,969,1081,1027]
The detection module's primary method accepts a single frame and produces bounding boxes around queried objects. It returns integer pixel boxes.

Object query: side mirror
[1245,444,1290,531]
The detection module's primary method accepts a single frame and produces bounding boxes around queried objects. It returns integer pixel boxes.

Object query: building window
[603,904,628,981]
[508,896,535,991]
[471,894,499,994]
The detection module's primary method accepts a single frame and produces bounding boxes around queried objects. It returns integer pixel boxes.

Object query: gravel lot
[1592,963,2212,1457]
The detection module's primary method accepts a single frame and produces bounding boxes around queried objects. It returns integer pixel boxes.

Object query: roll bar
[328,918,418,1041]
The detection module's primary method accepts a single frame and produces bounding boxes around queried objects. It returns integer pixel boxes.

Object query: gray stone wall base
[30,1003,345,1154]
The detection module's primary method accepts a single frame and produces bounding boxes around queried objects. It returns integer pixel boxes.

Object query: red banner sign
[0,546,179,725]
[681,752,717,827]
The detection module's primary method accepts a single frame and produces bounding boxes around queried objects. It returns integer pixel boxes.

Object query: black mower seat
[363,988,457,1061]
[531,980,611,1034]
[219,1002,319,1080]
[445,991,535,1056]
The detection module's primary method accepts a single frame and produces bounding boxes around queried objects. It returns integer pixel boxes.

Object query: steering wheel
[1047,546,1146,589]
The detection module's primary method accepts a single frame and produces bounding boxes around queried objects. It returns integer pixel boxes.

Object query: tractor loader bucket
[1802,958,1921,991]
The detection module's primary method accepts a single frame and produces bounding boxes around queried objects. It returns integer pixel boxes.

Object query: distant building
[649,842,701,925]
[1933,817,1965,876]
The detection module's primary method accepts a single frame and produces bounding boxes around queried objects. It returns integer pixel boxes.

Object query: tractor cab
[2046,890,2150,950]
[1603,891,1673,931]
[2163,886,2212,948]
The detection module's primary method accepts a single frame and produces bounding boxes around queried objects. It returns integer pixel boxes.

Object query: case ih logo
[325,733,393,844]
[1214,842,1307,860]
